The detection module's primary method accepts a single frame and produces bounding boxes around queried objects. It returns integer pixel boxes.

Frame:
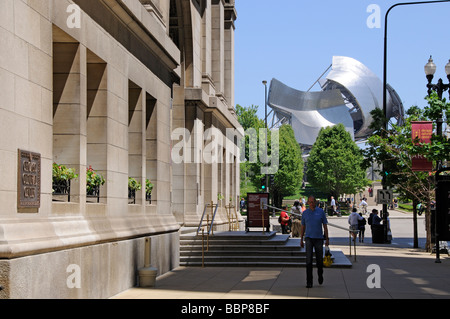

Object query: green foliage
[271,124,304,196]
[145,179,153,195]
[236,104,265,193]
[235,104,265,131]
[364,92,449,202]
[86,165,105,193]
[52,163,78,182]
[307,124,368,198]
[128,177,142,191]
[248,124,304,207]
[363,93,450,252]
[236,105,304,206]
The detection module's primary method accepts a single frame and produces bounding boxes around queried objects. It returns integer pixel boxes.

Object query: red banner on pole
[411,121,433,172]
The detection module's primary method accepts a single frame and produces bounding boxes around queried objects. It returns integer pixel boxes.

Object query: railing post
[210,201,214,236]
[349,230,352,257]
[202,228,205,268]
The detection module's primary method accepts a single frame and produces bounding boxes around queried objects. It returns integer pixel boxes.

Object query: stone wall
[0,0,240,299]
[0,0,181,299]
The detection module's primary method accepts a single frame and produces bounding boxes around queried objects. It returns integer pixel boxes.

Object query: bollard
[138,237,158,288]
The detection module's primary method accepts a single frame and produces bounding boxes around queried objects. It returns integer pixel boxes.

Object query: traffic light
[269,174,275,187]
[260,176,266,191]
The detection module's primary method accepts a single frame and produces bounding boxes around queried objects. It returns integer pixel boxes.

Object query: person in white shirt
[348,208,363,241]
[359,198,368,214]
[330,196,336,215]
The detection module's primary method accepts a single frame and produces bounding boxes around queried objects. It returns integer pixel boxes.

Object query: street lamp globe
[425,56,437,77]
[445,59,450,77]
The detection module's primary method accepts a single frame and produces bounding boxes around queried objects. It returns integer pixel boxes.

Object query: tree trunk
[412,199,419,248]
[425,198,432,252]
[271,190,282,209]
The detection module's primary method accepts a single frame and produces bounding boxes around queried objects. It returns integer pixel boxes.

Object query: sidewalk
[112,208,450,300]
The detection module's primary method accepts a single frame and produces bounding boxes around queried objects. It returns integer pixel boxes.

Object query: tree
[236,105,304,207]
[307,124,368,199]
[236,104,265,196]
[266,124,304,208]
[363,93,450,251]
[364,107,433,249]
[236,104,265,132]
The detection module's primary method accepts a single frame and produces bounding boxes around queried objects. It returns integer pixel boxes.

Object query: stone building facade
[0,0,239,298]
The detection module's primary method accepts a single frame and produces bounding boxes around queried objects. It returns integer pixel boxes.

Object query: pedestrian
[358,213,366,242]
[290,201,302,238]
[240,197,246,212]
[371,209,382,226]
[279,206,291,234]
[301,195,329,288]
[348,208,363,242]
[359,198,368,215]
[300,202,306,213]
[330,196,336,215]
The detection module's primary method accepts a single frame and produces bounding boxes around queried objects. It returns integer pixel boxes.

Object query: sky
[234,0,450,122]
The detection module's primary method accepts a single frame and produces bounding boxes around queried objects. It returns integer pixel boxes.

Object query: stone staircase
[180,230,352,268]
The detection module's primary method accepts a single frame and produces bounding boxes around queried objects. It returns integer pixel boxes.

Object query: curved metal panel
[386,84,405,126]
[268,78,354,146]
[324,56,383,138]
[267,56,405,147]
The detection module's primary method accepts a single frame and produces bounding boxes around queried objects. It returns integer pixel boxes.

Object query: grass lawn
[398,203,414,213]
[284,185,329,202]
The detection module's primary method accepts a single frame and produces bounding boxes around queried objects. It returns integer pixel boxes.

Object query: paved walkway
[112,208,450,300]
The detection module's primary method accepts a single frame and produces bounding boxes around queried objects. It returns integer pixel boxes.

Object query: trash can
[139,267,158,288]
[371,225,384,244]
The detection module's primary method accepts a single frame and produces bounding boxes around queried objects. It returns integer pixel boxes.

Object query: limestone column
[86,50,108,204]
[202,0,215,97]
[211,0,225,99]
[224,2,237,110]
[145,93,157,208]
[52,31,86,205]
[171,86,186,224]
[183,102,204,226]
[128,81,144,206]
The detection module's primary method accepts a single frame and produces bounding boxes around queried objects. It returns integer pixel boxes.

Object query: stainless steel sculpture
[268,56,404,148]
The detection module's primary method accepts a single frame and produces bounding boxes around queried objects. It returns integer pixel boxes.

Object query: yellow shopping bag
[323,246,333,267]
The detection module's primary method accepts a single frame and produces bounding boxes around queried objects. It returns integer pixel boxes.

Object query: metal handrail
[196,204,209,236]
[198,202,219,268]
[208,204,219,236]
[226,204,239,231]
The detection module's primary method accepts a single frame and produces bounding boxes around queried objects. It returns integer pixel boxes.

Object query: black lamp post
[262,80,269,193]
[424,56,450,263]
[383,0,450,245]
[425,56,450,101]
[424,56,450,165]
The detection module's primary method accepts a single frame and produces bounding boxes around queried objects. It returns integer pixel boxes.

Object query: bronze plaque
[18,149,41,209]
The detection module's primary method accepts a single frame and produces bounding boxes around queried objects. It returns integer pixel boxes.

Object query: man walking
[348,208,363,242]
[301,196,329,288]
[330,196,336,215]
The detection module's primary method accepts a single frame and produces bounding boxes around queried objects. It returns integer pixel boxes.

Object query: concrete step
[180,239,291,247]
[179,230,353,268]
[180,250,305,257]
[180,261,316,268]
[181,231,280,241]
[180,251,351,268]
